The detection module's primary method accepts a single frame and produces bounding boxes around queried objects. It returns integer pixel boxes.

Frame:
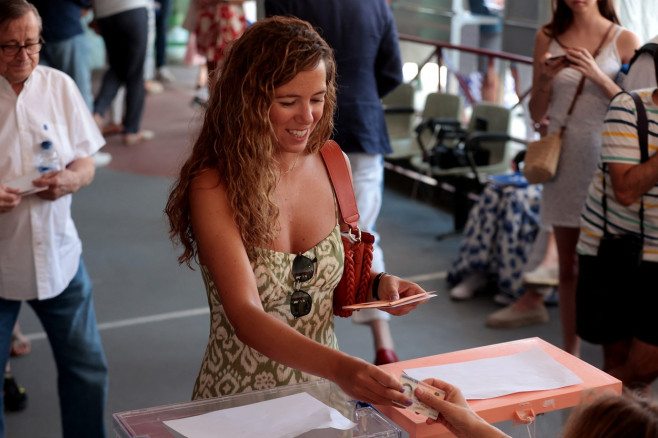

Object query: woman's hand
[415,379,509,438]
[537,52,569,85]
[333,355,413,407]
[376,274,428,316]
[564,47,606,83]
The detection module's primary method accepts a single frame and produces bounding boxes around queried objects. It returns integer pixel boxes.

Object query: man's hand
[33,156,95,201]
[0,185,21,213]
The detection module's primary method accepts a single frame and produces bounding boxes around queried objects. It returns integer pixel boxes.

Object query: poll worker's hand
[0,185,21,213]
[377,274,429,316]
[414,379,509,438]
[333,355,412,408]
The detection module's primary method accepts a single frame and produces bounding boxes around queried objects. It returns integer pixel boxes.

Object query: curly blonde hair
[166,16,337,267]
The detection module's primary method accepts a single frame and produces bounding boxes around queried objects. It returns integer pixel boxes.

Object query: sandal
[10,330,30,358]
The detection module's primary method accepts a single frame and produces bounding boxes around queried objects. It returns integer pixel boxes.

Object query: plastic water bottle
[36,140,60,173]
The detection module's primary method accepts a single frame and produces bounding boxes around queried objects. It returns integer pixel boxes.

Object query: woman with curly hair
[165,16,426,404]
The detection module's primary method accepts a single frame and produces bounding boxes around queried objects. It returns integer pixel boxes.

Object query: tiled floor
[5,64,655,438]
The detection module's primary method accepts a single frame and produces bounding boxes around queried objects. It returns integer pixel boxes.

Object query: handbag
[523,24,613,184]
[320,141,374,317]
[522,128,564,184]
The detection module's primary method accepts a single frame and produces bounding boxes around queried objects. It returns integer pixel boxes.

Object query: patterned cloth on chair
[447,176,542,300]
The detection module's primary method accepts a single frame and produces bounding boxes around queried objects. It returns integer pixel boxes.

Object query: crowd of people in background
[1,0,658,436]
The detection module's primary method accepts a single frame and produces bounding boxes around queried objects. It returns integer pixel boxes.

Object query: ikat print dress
[192,224,344,399]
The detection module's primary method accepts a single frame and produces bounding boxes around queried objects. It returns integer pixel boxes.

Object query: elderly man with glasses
[0,1,108,437]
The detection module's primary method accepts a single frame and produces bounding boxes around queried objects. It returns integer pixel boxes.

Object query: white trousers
[346,153,390,324]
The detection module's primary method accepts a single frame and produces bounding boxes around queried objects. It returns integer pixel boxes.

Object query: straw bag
[523,128,564,184]
[523,24,613,184]
[320,141,374,317]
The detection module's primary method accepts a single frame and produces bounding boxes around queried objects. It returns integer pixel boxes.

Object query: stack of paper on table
[375,337,621,438]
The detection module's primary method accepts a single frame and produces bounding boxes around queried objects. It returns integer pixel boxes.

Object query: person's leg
[553,226,581,357]
[523,229,559,287]
[155,0,173,71]
[0,299,21,436]
[605,339,658,396]
[345,153,397,364]
[28,259,108,438]
[116,8,148,136]
[39,34,93,112]
[94,16,127,118]
[10,322,30,357]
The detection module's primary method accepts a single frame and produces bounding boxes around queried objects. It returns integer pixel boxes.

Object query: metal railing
[399,33,534,105]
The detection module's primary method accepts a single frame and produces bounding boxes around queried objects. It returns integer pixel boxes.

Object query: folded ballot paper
[4,170,47,196]
[342,291,436,310]
[163,392,356,438]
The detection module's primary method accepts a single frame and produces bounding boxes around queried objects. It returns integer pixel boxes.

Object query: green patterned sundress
[192,224,344,399]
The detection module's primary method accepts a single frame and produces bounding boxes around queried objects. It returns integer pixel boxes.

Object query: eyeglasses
[0,40,43,56]
[290,253,317,318]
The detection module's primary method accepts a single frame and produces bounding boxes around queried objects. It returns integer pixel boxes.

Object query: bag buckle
[347,226,362,243]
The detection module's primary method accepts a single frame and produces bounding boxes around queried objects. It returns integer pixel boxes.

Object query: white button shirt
[0,66,105,300]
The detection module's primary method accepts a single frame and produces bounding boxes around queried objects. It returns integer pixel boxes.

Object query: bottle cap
[41,140,53,150]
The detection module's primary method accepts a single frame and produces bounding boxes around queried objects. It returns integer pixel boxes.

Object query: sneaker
[3,374,27,412]
[486,302,549,328]
[156,66,175,83]
[450,272,488,301]
[93,151,112,168]
[523,266,558,287]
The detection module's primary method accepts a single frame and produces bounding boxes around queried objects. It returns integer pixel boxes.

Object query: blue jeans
[0,259,108,438]
[39,32,94,112]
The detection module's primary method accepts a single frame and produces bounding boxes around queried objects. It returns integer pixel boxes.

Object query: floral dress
[195,2,248,63]
[192,225,344,399]
[447,177,543,300]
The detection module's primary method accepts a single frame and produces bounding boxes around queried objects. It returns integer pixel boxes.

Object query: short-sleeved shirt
[0,66,104,300]
[577,88,658,261]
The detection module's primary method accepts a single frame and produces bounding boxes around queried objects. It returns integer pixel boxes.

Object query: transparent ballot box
[113,379,403,438]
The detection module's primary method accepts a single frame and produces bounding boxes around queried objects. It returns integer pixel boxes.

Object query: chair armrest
[465,132,528,149]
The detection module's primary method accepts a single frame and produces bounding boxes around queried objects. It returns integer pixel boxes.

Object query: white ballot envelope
[343,292,436,310]
[4,170,47,196]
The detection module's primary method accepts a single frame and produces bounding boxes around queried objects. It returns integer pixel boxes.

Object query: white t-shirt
[0,66,105,300]
[621,35,658,90]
